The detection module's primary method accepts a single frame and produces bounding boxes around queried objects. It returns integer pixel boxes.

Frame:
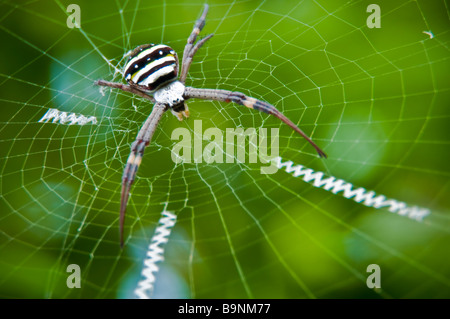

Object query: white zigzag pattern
[274,157,430,221]
[38,108,97,125]
[134,211,177,299]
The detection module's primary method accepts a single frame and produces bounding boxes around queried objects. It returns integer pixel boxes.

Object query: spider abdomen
[124,44,179,92]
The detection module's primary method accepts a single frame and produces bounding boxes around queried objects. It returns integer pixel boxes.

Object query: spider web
[1,0,449,298]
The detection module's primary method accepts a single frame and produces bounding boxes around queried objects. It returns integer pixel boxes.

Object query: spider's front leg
[184,87,327,158]
[119,103,167,247]
[95,80,155,103]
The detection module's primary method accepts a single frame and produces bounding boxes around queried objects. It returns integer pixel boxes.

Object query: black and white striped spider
[95,5,326,247]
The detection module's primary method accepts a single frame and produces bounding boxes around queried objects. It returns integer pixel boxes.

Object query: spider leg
[95,80,155,103]
[184,87,327,158]
[180,4,214,83]
[119,103,167,247]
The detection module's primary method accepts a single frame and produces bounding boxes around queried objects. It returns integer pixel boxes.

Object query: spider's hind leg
[180,4,213,83]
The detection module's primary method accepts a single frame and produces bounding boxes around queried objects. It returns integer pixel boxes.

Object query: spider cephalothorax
[95,5,327,247]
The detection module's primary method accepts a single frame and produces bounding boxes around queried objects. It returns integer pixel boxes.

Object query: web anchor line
[274,157,430,222]
[134,210,177,299]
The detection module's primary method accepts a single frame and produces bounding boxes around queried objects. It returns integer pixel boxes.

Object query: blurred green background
[0,0,449,298]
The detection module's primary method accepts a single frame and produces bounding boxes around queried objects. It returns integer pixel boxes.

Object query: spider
[95,4,326,247]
